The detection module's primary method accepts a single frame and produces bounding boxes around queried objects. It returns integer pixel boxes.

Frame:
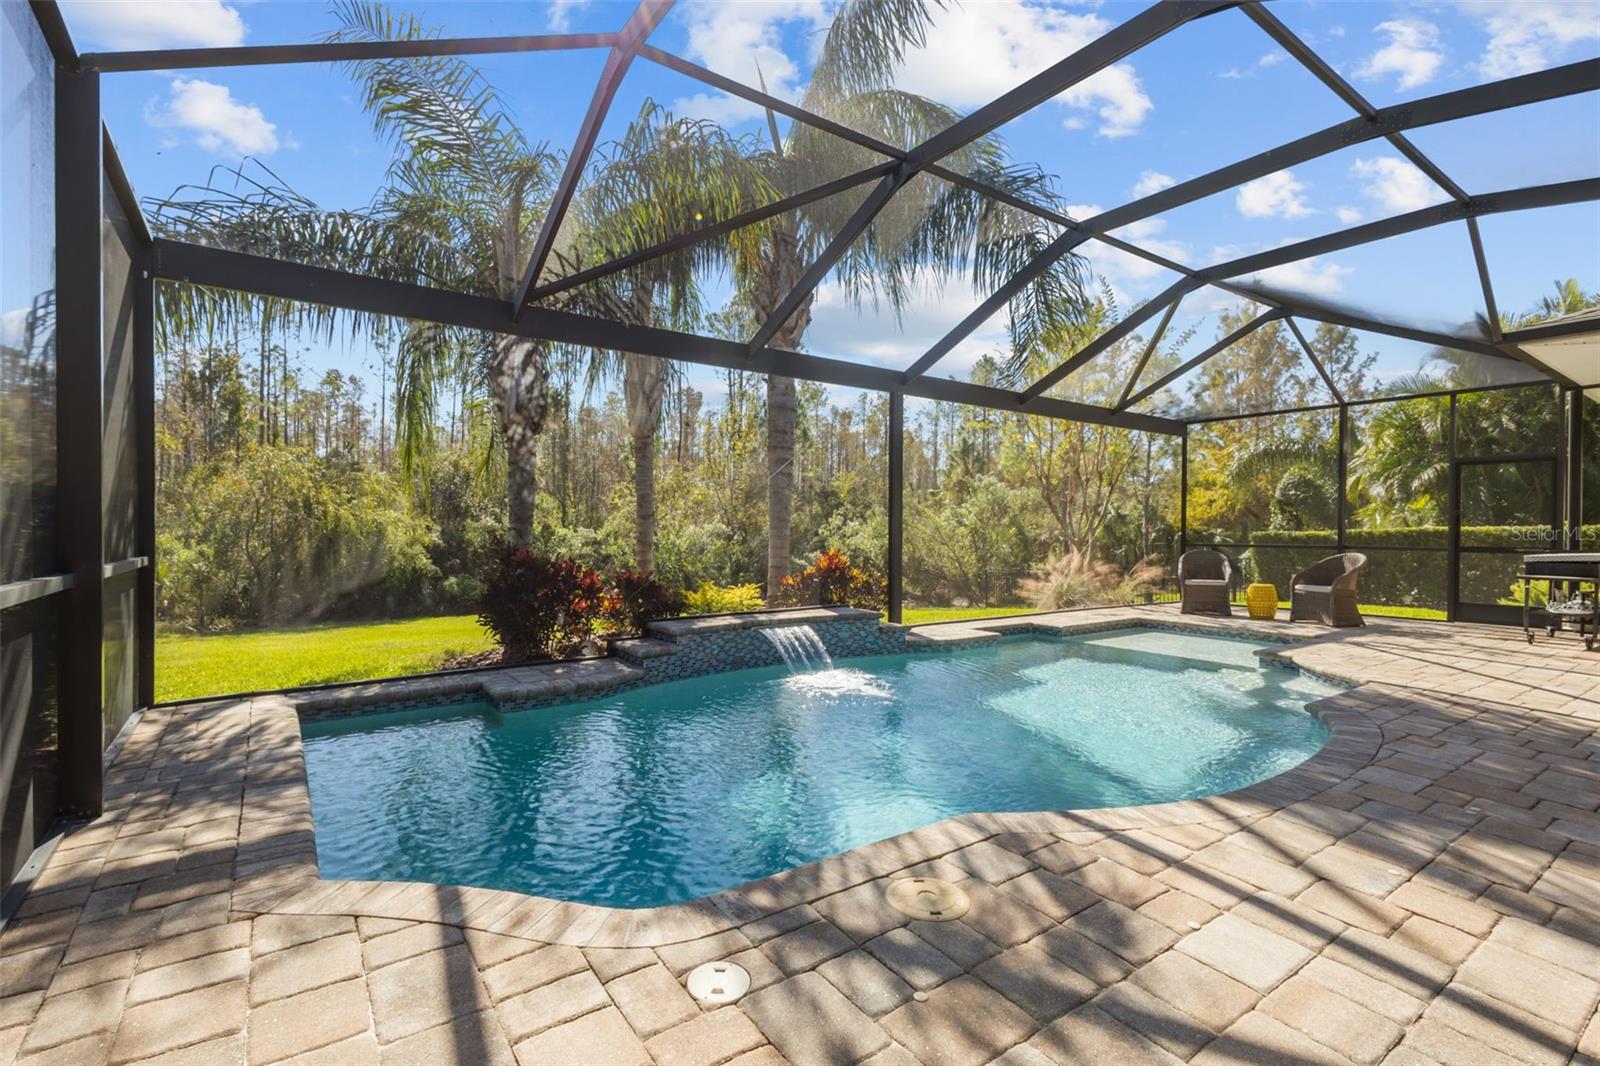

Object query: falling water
[760,624,834,673]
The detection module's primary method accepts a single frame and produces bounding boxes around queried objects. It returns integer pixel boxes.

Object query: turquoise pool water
[300,629,1336,908]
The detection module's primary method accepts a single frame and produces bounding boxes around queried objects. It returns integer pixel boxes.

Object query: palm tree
[731,0,1091,592]
[1347,389,1451,527]
[1522,278,1600,325]
[148,4,747,553]
[147,1,573,545]
[564,104,776,572]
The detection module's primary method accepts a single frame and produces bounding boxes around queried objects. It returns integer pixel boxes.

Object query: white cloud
[891,3,1153,138]
[670,0,828,123]
[1209,238,1352,298]
[1079,208,1193,290]
[1336,206,1364,224]
[1235,170,1314,219]
[145,78,280,157]
[61,0,244,49]
[1462,0,1600,79]
[1131,171,1175,198]
[1243,257,1354,298]
[1350,156,1443,213]
[1356,18,1445,90]
[547,0,588,31]
[0,308,31,352]
[1220,50,1290,79]
[806,274,1006,377]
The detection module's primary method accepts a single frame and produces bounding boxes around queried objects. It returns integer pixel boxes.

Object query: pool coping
[225,607,1387,948]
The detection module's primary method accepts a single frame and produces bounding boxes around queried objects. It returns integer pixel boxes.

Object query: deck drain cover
[887,877,970,921]
[687,961,750,1005]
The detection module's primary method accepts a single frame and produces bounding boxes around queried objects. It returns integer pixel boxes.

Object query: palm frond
[805,0,945,108]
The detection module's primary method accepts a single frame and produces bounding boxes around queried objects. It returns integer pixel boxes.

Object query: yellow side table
[1246,583,1279,620]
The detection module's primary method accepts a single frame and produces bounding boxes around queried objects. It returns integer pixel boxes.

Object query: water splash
[760,624,834,673]
[785,668,892,699]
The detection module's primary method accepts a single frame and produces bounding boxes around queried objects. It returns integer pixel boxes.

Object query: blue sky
[59,0,1600,408]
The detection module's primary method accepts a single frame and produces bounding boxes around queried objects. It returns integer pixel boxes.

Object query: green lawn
[899,606,1037,624]
[155,615,495,703]
[1266,600,1445,620]
[158,599,1447,703]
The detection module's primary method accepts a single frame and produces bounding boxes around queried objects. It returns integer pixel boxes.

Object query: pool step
[479,657,645,706]
[904,626,1002,649]
[609,637,679,665]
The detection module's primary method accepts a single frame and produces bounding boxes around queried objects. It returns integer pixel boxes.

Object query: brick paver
[2,609,1598,1064]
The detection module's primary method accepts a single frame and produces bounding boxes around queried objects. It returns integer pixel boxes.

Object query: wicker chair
[1179,549,1233,616]
[1290,553,1368,627]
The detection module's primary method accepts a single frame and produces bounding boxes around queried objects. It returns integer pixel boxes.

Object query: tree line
[144,0,1596,631]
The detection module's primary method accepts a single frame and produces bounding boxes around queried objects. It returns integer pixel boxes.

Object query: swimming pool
[300,628,1337,908]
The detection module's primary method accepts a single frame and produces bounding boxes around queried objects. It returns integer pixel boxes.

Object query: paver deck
[3,606,1599,1065]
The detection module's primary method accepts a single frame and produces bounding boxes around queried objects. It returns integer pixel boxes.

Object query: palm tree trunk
[758,223,812,595]
[623,352,666,574]
[766,372,797,593]
[632,432,656,574]
[490,334,550,547]
[507,429,537,548]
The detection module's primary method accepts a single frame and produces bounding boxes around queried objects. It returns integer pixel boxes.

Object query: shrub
[683,582,765,615]
[477,547,605,661]
[602,568,685,634]
[773,549,888,612]
[1018,549,1164,610]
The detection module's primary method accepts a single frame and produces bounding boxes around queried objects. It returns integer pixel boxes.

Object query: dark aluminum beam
[1269,285,1571,388]
[1465,218,1503,341]
[565,36,1595,383]
[78,32,614,72]
[1019,201,1572,402]
[529,161,896,301]
[638,45,906,161]
[1183,376,1555,426]
[56,64,104,815]
[1022,277,1199,400]
[748,171,906,352]
[906,0,1234,167]
[102,124,149,246]
[1231,279,1515,362]
[1239,2,1472,204]
[1119,293,1184,409]
[28,1,76,69]
[134,255,156,710]
[1284,315,1343,405]
[1203,178,1600,285]
[1122,310,1286,410]
[913,58,1600,384]
[1503,316,1600,343]
[903,227,1085,382]
[152,239,1184,435]
[887,391,904,623]
[640,42,1097,219]
[511,0,674,318]
[750,0,1228,365]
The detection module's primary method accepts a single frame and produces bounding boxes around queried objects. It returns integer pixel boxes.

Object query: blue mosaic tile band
[293,612,1347,723]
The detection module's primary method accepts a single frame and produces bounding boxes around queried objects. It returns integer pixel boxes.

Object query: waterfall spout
[760,625,834,673]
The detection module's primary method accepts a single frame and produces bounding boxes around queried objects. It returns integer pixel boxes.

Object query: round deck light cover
[686,960,751,1005]
[886,876,970,921]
